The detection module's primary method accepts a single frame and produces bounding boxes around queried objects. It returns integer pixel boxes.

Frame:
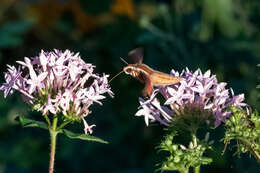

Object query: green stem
[194,166,200,173]
[57,119,72,131]
[238,138,260,165]
[192,133,197,147]
[183,169,189,173]
[248,146,260,165]
[49,116,58,173]
[191,133,200,173]
[44,114,51,126]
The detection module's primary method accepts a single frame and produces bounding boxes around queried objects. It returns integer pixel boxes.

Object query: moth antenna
[120,57,128,65]
[109,70,125,83]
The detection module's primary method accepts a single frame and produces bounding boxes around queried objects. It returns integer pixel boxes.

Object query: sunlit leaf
[16,116,48,130]
[63,129,108,144]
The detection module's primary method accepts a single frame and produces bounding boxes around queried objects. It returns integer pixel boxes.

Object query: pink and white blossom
[135,68,247,127]
[0,49,113,134]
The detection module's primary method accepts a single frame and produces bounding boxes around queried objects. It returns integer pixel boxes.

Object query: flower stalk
[194,166,200,173]
[240,139,260,165]
[192,131,200,173]
[248,145,260,165]
[49,116,58,173]
[57,119,72,131]
[181,169,189,173]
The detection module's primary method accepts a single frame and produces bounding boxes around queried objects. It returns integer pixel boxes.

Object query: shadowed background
[0,0,260,172]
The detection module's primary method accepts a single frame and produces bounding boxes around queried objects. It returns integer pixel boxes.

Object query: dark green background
[0,0,260,172]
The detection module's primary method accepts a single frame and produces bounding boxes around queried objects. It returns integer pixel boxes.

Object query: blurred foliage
[0,20,33,48]
[1,0,260,173]
[224,107,260,164]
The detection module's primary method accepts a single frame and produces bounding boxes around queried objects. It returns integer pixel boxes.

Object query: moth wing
[138,72,153,96]
[135,71,145,83]
[150,72,184,86]
[143,80,153,96]
[128,48,143,64]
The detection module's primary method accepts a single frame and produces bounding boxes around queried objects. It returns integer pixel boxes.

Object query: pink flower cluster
[136,68,247,127]
[0,49,113,134]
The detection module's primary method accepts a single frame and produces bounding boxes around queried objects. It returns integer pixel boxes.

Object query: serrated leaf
[63,129,108,144]
[17,116,48,130]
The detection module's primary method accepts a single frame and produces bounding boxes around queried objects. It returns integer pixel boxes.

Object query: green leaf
[16,116,48,130]
[62,129,108,144]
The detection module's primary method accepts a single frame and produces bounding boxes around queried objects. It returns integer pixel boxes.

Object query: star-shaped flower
[135,68,247,127]
[0,50,113,134]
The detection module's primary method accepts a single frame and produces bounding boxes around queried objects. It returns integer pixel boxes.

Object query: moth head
[123,66,132,74]
[124,65,139,76]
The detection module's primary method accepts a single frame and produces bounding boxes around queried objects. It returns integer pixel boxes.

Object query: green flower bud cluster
[224,107,260,162]
[158,131,213,173]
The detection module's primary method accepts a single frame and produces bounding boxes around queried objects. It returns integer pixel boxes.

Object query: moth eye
[126,68,132,74]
